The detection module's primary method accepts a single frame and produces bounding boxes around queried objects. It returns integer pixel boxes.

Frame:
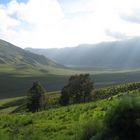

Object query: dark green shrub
[80,120,102,140]
[99,96,140,140]
[81,96,140,140]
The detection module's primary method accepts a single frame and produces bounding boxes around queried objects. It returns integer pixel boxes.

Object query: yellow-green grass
[0,106,18,114]
[1,91,139,140]
[2,63,140,77]
[0,96,24,106]
[0,91,61,114]
[0,86,140,139]
[0,91,60,105]
[0,94,120,140]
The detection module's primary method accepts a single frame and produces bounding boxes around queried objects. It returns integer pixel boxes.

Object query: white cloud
[0,0,64,48]
[0,0,140,48]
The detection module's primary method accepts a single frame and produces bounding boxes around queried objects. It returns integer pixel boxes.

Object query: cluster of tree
[27,74,93,112]
[59,74,93,105]
[93,82,140,100]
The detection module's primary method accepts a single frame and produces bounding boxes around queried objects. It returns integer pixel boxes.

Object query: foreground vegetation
[0,92,120,140]
[0,92,140,140]
[1,81,140,139]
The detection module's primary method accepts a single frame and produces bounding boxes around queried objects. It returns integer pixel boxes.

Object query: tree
[27,81,46,112]
[60,74,93,105]
[59,85,70,105]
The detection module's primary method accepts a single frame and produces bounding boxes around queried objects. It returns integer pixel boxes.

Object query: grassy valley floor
[1,68,140,98]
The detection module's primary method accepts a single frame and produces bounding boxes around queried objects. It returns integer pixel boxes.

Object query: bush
[97,96,140,140]
[80,120,101,140]
[81,96,140,140]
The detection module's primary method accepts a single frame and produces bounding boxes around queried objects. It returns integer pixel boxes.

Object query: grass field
[1,63,140,98]
[0,91,61,114]
[1,70,140,98]
[0,89,139,140]
[0,93,120,139]
[0,82,140,140]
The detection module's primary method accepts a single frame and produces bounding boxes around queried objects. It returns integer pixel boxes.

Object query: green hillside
[0,82,140,140]
[0,39,67,77]
[0,39,60,67]
[0,97,116,140]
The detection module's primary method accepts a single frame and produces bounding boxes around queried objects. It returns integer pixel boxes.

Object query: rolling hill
[26,37,140,68]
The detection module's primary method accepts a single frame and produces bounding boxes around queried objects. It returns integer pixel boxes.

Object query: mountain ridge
[26,37,140,68]
[0,39,62,68]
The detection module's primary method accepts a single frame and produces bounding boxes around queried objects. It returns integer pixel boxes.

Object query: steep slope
[0,39,61,69]
[0,87,140,140]
[0,39,67,98]
[26,37,140,68]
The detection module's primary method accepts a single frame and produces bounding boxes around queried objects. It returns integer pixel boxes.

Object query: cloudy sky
[0,0,140,48]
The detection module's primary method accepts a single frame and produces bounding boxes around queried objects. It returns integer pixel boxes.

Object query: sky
[0,0,140,48]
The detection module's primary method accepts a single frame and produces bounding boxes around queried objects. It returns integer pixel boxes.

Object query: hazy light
[0,0,140,48]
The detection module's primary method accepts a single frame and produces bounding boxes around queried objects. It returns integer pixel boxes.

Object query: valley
[26,37,140,68]
[1,39,140,140]
[1,0,140,139]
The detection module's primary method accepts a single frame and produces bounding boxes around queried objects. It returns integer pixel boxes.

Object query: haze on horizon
[0,0,140,48]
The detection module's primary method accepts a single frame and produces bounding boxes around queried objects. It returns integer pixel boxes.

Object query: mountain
[0,39,61,67]
[0,39,67,98]
[0,39,65,76]
[26,37,140,68]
